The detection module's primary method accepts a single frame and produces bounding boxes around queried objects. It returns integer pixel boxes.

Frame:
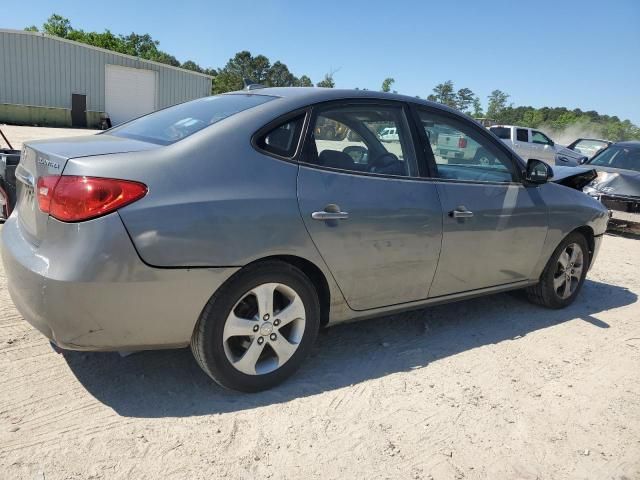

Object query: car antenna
[243,78,266,91]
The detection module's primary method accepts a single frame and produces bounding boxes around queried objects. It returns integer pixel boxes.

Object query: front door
[530,130,556,164]
[414,108,549,297]
[297,102,443,310]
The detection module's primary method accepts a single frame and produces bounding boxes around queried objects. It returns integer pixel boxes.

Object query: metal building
[0,29,213,128]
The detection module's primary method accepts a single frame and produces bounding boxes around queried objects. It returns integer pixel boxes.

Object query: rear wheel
[527,232,590,309]
[191,261,320,392]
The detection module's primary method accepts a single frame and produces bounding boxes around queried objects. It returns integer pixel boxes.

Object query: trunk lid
[14,135,159,245]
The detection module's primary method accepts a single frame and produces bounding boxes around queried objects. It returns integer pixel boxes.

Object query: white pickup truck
[488,125,587,166]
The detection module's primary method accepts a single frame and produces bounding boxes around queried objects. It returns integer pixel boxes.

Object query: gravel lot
[0,124,98,150]
[0,232,638,480]
[0,126,639,479]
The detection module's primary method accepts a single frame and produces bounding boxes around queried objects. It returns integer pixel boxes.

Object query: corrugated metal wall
[0,29,212,112]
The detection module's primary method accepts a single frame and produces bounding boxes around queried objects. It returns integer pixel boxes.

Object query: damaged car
[2,88,608,392]
[583,141,640,223]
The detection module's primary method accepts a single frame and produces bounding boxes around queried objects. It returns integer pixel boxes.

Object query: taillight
[458,137,467,148]
[37,176,147,222]
[37,176,60,214]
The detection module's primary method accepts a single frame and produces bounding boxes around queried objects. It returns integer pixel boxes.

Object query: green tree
[486,89,510,119]
[120,33,160,58]
[213,51,270,93]
[265,61,296,87]
[455,87,476,113]
[381,77,395,93]
[24,25,39,32]
[36,14,187,69]
[148,51,180,67]
[427,80,456,107]
[181,60,204,73]
[42,14,72,37]
[317,73,335,88]
[296,75,313,87]
[472,97,484,117]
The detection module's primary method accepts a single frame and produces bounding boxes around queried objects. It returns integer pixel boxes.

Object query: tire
[191,260,320,392]
[473,148,495,166]
[526,232,590,309]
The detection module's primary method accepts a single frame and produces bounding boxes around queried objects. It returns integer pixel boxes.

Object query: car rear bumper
[1,213,238,351]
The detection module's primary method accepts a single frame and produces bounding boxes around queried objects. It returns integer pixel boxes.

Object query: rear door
[514,127,532,160]
[414,107,548,296]
[297,100,443,310]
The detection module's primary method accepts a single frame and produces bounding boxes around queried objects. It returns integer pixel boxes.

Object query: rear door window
[110,94,275,145]
[255,115,305,158]
[516,129,529,142]
[305,104,417,177]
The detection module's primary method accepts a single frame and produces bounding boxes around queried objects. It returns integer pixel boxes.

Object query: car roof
[223,87,461,115]
[613,140,640,147]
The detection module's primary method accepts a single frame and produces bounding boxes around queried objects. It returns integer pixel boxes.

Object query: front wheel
[526,232,590,309]
[191,261,320,392]
[473,148,495,166]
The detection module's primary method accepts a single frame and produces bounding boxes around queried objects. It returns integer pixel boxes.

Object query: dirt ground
[0,231,638,479]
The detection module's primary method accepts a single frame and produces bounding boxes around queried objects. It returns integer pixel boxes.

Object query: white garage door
[105,65,157,126]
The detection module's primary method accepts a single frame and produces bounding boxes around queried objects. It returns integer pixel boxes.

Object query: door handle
[450,206,474,218]
[312,211,349,221]
[312,204,349,221]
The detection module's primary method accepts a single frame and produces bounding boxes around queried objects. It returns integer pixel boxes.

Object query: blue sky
[5,0,640,123]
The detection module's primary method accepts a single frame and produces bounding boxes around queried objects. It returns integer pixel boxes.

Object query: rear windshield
[588,144,640,172]
[489,127,511,139]
[110,94,275,145]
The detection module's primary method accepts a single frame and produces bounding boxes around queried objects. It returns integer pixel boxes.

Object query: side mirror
[525,158,553,184]
[579,157,588,165]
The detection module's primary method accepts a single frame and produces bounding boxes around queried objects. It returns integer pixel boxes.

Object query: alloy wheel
[222,283,306,375]
[553,243,584,299]
[478,155,491,166]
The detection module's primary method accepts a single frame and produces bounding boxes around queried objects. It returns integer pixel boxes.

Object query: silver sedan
[1,88,609,391]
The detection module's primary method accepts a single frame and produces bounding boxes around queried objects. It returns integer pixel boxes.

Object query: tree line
[28,14,638,141]
[425,80,639,141]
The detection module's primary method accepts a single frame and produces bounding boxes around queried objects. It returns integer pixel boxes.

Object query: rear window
[490,127,511,139]
[110,94,275,145]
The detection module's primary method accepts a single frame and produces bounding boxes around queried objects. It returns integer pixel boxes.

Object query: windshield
[588,144,640,172]
[109,94,275,145]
